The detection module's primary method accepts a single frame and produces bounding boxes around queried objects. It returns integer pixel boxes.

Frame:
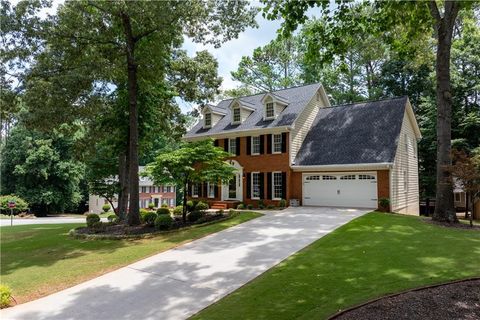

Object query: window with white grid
[252,136,261,155]
[273,172,283,199]
[358,174,375,180]
[204,112,211,127]
[233,108,241,123]
[192,184,199,197]
[207,182,215,198]
[252,172,260,199]
[340,175,356,180]
[266,102,274,118]
[273,134,282,153]
[229,138,237,154]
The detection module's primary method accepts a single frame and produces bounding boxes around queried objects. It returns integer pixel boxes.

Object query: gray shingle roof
[185,83,322,137]
[293,96,408,166]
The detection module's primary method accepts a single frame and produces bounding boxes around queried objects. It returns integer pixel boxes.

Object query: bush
[173,205,183,215]
[237,203,245,210]
[156,208,170,216]
[186,200,195,211]
[195,201,209,211]
[140,208,150,216]
[161,203,168,208]
[86,214,100,228]
[102,204,111,213]
[154,214,173,230]
[258,199,265,207]
[0,285,12,309]
[217,209,224,215]
[142,212,157,227]
[0,194,28,215]
[258,204,265,209]
[267,204,275,210]
[188,210,205,223]
[229,209,236,215]
[379,198,390,212]
[148,202,155,210]
[247,204,253,210]
[91,221,104,230]
[107,214,118,223]
[279,199,287,208]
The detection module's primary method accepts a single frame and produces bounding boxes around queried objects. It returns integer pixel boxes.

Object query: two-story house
[184,83,421,215]
[88,166,176,213]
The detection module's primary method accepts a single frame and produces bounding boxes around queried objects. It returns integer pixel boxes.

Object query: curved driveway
[1,207,368,320]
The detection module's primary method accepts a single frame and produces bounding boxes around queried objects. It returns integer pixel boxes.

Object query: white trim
[183,126,292,141]
[405,99,422,139]
[251,171,260,200]
[272,171,283,200]
[292,163,393,172]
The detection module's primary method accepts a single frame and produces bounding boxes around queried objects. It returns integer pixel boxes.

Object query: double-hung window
[273,172,283,199]
[233,108,241,123]
[204,112,211,127]
[273,134,282,153]
[141,186,147,193]
[266,102,274,118]
[192,184,199,197]
[251,172,260,199]
[251,136,261,155]
[207,182,216,198]
[166,186,171,192]
[229,138,237,154]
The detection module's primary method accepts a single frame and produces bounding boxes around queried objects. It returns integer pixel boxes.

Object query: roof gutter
[183,125,293,141]
[291,162,393,172]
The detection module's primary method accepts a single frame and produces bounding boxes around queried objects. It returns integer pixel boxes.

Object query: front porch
[207,200,241,210]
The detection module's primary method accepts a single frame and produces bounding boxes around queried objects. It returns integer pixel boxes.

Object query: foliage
[140,209,149,216]
[173,205,183,216]
[0,285,12,309]
[195,201,209,211]
[0,195,28,214]
[86,214,100,228]
[237,204,245,210]
[141,212,158,227]
[148,203,155,210]
[156,208,170,216]
[188,210,206,223]
[378,198,391,212]
[161,203,169,208]
[1,126,85,216]
[102,204,111,213]
[154,214,174,230]
[247,204,253,210]
[107,215,118,223]
[278,199,287,208]
[147,139,236,222]
[267,205,275,210]
[186,201,195,212]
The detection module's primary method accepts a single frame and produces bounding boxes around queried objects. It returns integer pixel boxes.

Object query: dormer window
[204,112,211,127]
[266,102,274,118]
[233,107,241,123]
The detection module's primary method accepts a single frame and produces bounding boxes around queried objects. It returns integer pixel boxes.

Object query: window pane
[252,173,260,198]
[273,134,282,153]
[233,108,241,122]
[273,172,282,199]
[252,136,260,154]
[266,103,274,118]
[229,138,237,154]
[205,113,211,126]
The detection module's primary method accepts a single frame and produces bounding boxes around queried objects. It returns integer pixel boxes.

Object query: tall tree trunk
[183,180,188,223]
[430,1,460,223]
[117,149,129,221]
[122,12,141,226]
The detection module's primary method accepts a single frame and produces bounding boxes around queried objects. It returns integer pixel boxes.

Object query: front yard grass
[192,212,480,320]
[0,211,261,304]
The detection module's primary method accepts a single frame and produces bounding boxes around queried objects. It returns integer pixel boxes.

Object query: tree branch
[428,1,441,24]
[133,28,159,43]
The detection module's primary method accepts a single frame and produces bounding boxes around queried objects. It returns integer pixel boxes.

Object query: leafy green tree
[146,139,236,223]
[1,126,85,216]
[262,0,477,222]
[0,195,28,215]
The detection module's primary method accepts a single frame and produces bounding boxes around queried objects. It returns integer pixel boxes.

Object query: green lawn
[0,212,261,304]
[192,212,480,320]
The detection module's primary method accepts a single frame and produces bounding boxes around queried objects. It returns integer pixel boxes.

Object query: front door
[228,176,237,199]
[222,160,243,201]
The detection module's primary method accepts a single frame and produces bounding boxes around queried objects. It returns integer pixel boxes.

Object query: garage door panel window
[340,175,356,180]
[322,175,336,180]
[306,175,320,180]
[358,174,375,180]
[273,172,283,199]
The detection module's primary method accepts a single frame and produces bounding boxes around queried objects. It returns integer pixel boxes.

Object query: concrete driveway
[1,207,368,320]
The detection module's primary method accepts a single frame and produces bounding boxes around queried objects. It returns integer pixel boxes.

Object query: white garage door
[303,173,377,208]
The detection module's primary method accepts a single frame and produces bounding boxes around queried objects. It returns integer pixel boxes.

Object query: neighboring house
[88,166,176,213]
[184,83,421,214]
[453,179,480,216]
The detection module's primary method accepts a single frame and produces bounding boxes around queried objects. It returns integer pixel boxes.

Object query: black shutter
[267,134,272,154]
[281,172,287,199]
[214,139,219,147]
[214,183,219,198]
[267,172,272,199]
[246,136,251,155]
[246,173,251,199]
[187,182,192,196]
[224,138,229,152]
[259,135,265,154]
[236,137,241,156]
[259,172,265,199]
[281,133,287,153]
[203,183,207,198]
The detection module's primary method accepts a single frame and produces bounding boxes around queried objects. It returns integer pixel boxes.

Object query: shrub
[102,204,111,212]
[0,194,28,215]
[186,200,195,211]
[217,209,224,215]
[86,214,100,228]
[107,214,118,223]
[156,208,170,216]
[142,212,157,227]
[173,205,183,215]
[91,221,104,230]
[148,202,155,210]
[161,203,169,208]
[229,209,236,215]
[188,210,205,223]
[237,203,245,210]
[279,199,287,208]
[154,214,173,230]
[195,201,209,211]
[258,199,265,207]
[267,204,275,210]
[258,204,265,209]
[247,204,253,210]
[0,285,12,309]
[379,198,390,212]
[140,208,149,216]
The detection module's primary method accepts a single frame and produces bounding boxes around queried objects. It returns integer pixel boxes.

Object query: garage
[303,172,378,208]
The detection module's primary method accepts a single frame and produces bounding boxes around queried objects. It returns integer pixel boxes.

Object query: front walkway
[1,207,368,320]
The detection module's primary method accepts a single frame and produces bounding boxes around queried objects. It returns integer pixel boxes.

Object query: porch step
[211,203,228,209]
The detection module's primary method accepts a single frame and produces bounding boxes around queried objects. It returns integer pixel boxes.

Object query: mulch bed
[331,279,480,320]
[423,218,480,230]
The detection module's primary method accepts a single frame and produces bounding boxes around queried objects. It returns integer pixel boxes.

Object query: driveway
[0,217,107,227]
[1,207,368,320]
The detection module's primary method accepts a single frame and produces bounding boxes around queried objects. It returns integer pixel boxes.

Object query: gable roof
[185,83,323,138]
[203,104,227,116]
[293,96,409,166]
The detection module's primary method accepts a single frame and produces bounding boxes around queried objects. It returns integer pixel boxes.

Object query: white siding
[391,110,419,215]
[240,108,252,122]
[290,91,325,163]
